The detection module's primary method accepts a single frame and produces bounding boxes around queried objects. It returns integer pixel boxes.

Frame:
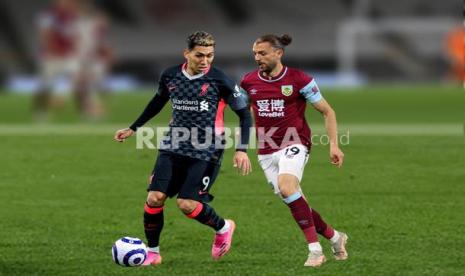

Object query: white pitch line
[310,123,464,136]
[0,123,462,136]
[0,124,122,136]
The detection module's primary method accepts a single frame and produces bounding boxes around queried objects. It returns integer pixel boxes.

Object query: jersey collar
[258,66,287,82]
[182,62,210,80]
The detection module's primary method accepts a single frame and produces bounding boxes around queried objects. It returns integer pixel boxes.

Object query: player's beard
[257,61,277,76]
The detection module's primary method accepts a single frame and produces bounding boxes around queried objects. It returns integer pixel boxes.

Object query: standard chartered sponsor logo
[172,98,198,105]
[172,98,209,112]
[200,100,209,111]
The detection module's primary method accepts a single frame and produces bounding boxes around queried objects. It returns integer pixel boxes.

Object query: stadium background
[0,0,464,275]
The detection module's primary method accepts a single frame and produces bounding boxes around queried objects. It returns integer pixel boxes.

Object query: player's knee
[279,186,296,198]
[278,181,297,198]
[146,191,167,207]
[278,174,299,198]
[278,183,298,198]
[176,198,197,214]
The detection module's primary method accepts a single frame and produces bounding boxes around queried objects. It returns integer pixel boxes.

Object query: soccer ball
[111,237,147,267]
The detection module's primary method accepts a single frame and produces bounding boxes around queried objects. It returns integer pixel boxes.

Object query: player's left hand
[233,151,252,175]
[330,146,344,168]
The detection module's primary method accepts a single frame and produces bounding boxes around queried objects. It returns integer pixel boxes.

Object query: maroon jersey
[241,66,323,155]
[38,6,78,57]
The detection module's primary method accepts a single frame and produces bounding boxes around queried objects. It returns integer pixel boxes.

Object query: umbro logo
[250,89,257,95]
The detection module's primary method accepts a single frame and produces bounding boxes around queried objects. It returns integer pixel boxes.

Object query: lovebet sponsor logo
[256,99,285,118]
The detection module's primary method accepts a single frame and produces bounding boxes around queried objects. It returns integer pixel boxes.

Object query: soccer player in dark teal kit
[114,31,252,265]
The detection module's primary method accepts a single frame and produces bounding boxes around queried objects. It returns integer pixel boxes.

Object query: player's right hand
[233,151,252,176]
[114,128,134,142]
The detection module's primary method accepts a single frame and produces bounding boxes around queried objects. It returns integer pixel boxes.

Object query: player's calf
[143,202,164,259]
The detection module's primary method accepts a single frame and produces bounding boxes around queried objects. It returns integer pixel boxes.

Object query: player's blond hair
[186,31,216,50]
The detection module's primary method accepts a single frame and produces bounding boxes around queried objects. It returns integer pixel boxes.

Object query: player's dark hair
[186,31,216,50]
[255,34,292,50]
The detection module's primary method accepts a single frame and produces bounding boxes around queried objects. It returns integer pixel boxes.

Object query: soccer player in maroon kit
[35,0,80,117]
[241,34,348,267]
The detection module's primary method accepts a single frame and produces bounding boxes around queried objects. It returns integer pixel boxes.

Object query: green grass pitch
[0,86,464,275]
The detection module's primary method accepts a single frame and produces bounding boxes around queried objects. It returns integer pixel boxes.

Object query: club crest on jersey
[281,85,293,96]
[199,83,210,96]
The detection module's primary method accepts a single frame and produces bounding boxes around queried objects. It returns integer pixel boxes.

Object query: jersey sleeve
[239,77,247,92]
[298,72,323,103]
[219,75,248,111]
[156,70,170,99]
[128,72,171,130]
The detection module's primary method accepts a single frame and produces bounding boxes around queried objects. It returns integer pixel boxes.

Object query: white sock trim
[216,220,230,234]
[330,230,340,244]
[308,242,323,253]
[148,246,160,253]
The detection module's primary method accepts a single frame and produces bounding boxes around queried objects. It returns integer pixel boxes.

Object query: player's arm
[114,94,169,142]
[233,82,252,153]
[37,14,54,55]
[311,99,344,168]
[231,107,252,175]
[114,75,170,142]
[300,77,343,167]
[222,78,252,175]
